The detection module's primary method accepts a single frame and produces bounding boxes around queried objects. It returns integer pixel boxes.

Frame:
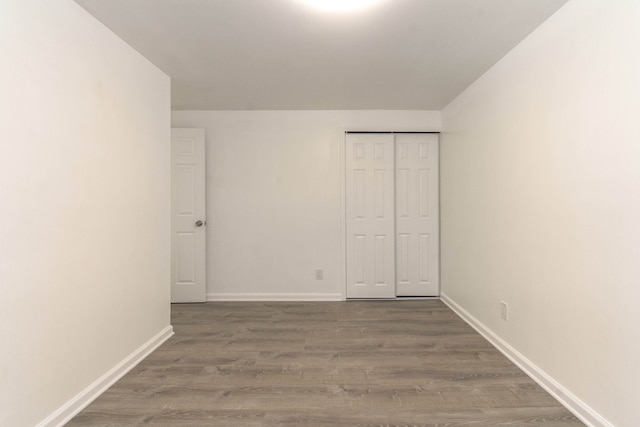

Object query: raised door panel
[395,134,439,296]
[346,133,395,298]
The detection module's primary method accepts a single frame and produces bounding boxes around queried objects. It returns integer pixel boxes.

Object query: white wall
[441,1,640,425]
[172,111,440,300]
[0,1,171,425]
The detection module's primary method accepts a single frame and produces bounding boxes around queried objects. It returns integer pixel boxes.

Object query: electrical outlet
[315,269,323,280]
[500,301,509,321]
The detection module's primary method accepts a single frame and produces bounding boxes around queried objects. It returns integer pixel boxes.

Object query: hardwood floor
[68,300,582,426]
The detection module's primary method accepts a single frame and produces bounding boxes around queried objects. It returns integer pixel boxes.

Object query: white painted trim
[207,293,343,301]
[440,294,612,427]
[36,326,174,427]
[339,128,347,301]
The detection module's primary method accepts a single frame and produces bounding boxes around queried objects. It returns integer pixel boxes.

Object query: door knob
[195,220,204,227]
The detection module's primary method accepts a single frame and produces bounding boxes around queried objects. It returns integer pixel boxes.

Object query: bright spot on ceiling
[294,0,388,14]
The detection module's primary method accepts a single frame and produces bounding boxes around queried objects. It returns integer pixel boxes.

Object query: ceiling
[74,0,568,110]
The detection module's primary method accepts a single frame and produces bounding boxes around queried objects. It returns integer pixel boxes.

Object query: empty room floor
[69,300,582,426]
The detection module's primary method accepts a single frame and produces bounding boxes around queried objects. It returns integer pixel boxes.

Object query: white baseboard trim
[37,325,174,427]
[207,293,343,302]
[440,294,611,427]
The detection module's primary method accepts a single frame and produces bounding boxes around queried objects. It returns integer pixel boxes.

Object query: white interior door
[395,133,439,296]
[171,128,206,303]
[345,132,439,299]
[345,133,396,298]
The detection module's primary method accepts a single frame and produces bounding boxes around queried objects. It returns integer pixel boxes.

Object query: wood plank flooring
[68,300,582,426]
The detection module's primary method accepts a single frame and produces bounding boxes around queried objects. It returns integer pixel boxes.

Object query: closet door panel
[346,134,395,298]
[395,134,439,296]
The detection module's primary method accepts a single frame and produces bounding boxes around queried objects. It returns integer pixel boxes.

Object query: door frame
[340,129,441,300]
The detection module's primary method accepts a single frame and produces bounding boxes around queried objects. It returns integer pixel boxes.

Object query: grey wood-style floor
[68,300,582,426]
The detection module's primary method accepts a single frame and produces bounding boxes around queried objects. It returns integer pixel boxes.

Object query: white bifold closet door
[346,132,439,299]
